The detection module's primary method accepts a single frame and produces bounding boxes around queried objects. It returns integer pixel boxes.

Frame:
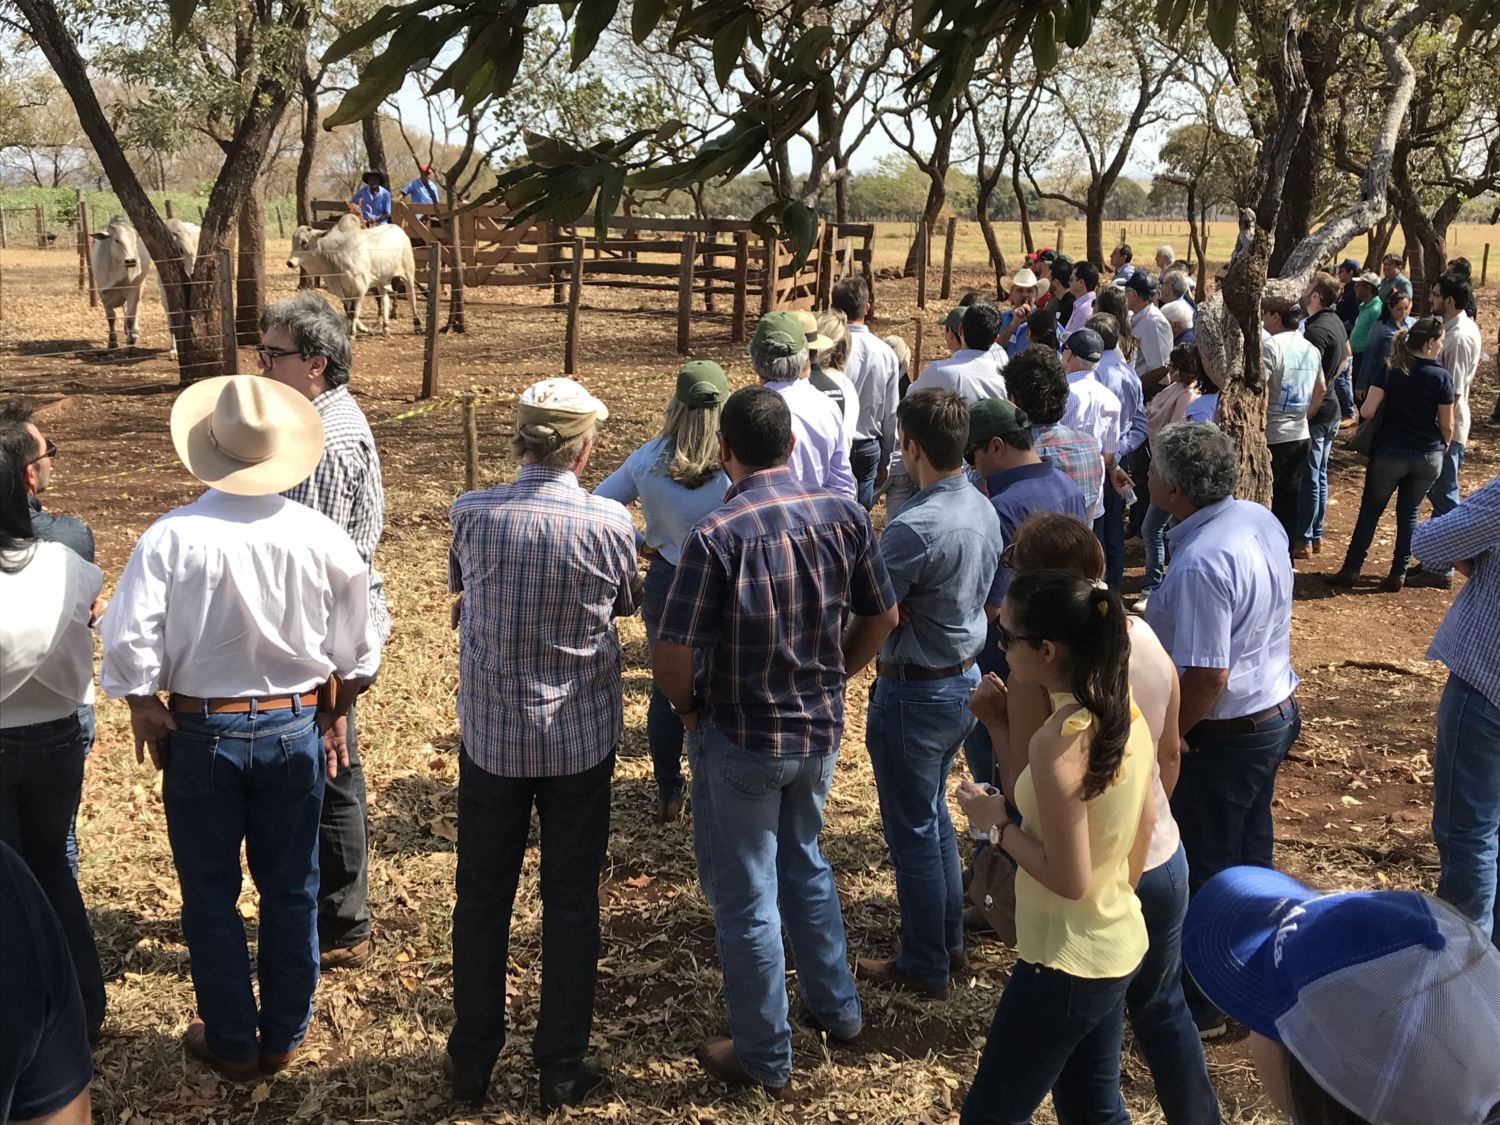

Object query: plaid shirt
[657,465,896,758]
[449,464,637,778]
[283,385,390,641]
[1032,421,1104,520]
[1413,473,1500,710]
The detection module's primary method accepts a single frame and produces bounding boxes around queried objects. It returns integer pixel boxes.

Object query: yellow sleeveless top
[1011,691,1152,979]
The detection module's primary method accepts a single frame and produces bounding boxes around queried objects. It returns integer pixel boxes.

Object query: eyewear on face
[256,345,302,365]
[995,620,1041,650]
[26,438,57,466]
[998,542,1017,570]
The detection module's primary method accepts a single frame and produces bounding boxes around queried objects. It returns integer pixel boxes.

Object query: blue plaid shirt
[1413,473,1500,710]
[449,464,638,777]
[657,465,896,758]
[1031,422,1104,519]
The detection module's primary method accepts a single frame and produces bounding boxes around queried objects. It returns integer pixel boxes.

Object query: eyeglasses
[998,542,1017,570]
[255,345,302,366]
[26,438,57,466]
[995,620,1041,650]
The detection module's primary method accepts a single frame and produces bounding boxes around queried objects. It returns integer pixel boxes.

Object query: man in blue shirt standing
[857,390,1005,1001]
[399,165,441,221]
[349,171,391,225]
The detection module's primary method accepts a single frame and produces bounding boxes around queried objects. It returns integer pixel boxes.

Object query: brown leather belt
[876,658,976,682]
[169,691,320,715]
[1189,695,1298,739]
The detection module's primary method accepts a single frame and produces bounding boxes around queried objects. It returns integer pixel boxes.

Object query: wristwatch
[669,697,700,718]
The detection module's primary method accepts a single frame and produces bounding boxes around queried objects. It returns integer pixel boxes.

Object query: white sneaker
[1131,591,1151,613]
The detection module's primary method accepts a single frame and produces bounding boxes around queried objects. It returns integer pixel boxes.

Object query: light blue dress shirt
[877,474,1005,667]
[401,178,440,205]
[764,378,857,498]
[1145,497,1299,720]
[1095,350,1146,455]
[594,437,729,566]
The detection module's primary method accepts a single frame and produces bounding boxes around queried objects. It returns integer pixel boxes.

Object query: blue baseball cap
[1183,867,1500,1125]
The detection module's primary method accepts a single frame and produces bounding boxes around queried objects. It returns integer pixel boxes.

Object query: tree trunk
[834,173,849,223]
[296,60,318,229]
[902,178,946,276]
[976,209,1007,295]
[1268,23,1337,274]
[1365,211,1398,269]
[1011,153,1034,254]
[236,189,264,345]
[1085,184,1106,266]
[361,113,387,176]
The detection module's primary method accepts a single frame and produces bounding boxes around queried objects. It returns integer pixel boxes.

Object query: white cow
[286,215,420,336]
[89,216,151,349]
[157,219,201,358]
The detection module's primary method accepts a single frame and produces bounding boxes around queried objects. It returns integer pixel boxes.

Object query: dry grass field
[1,226,1497,1124]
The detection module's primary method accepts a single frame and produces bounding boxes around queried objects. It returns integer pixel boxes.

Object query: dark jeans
[850,436,881,512]
[640,556,685,801]
[319,699,369,950]
[1422,441,1466,578]
[0,714,106,1037]
[162,700,325,1059]
[448,748,614,1078]
[1172,697,1300,1027]
[1268,438,1309,546]
[1126,445,1152,535]
[65,703,94,879]
[1342,447,1444,575]
[961,960,1134,1124]
[1432,674,1500,945]
[1128,845,1221,1125]
[1093,481,1126,591]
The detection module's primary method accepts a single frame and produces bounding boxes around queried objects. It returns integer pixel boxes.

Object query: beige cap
[170,375,325,496]
[516,377,608,441]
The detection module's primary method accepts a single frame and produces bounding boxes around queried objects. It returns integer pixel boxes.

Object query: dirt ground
[2,240,1498,1125]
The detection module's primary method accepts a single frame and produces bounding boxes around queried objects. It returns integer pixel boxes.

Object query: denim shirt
[594,437,729,566]
[877,473,1005,668]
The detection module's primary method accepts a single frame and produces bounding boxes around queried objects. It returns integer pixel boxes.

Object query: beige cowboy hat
[171,375,325,496]
[792,309,835,353]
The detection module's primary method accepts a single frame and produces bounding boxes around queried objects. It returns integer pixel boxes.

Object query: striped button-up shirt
[1032,421,1105,520]
[283,385,390,641]
[449,465,638,777]
[657,466,896,758]
[1413,473,1500,710]
[1061,369,1123,458]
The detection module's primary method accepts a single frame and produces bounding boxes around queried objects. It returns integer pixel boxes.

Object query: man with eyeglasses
[255,292,389,972]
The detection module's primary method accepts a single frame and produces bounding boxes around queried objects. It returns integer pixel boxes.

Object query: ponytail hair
[1389,315,1444,376]
[1006,569,1132,799]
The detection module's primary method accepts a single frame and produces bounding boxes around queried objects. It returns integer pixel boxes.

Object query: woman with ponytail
[1329,316,1454,592]
[955,569,1156,1124]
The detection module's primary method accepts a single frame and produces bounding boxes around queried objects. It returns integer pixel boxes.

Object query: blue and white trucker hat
[1183,867,1500,1125]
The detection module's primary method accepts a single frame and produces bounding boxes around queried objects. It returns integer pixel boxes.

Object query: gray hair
[1156,245,1175,264]
[510,428,590,469]
[259,292,352,387]
[1155,421,1238,509]
[1162,299,1194,334]
[1163,271,1192,300]
[748,341,809,383]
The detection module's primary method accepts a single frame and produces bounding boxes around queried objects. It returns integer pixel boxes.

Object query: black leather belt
[876,658,976,682]
[1189,695,1297,739]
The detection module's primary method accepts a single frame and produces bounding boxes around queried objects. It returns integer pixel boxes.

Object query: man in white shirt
[1061,328,1129,585]
[1410,272,1484,591]
[1125,271,1175,392]
[749,312,856,499]
[831,276,900,510]
[101,376,381,1082]
[1261,296,1327,547]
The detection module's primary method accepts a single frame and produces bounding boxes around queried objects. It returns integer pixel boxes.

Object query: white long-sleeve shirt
[763,378,858,499]
[843,324,901,466]
[100,490,382,699]
[1,541,102,726]
[1442,310,1482,447]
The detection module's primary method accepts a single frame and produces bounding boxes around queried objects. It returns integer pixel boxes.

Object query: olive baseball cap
[940,307,966,333]
[751,311,809,358]
[969,397,1030,446]
[675,360,728,407]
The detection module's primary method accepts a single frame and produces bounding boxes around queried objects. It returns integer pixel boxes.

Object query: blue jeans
[1172,697,1300,1026]
[1341,447,1444,574]
[866,669,977,987]
[691,725,861,1087]
[1093,482,1126,591]
[1128,845,1221,1124]
[1334,356,1355,419]
[1432,674,1500,945]
[0,714,106,1036]
[1141,502,1172,592]
[962,960,1134,1124]
[161,700,325,1059]
[641,555,685,801]
[1423,441,1465,577]
[65,703,94,879]
[1297,417,1337,547]
[850,437,881,512]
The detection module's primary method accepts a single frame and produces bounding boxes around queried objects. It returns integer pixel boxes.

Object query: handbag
[966,843,1019,945]
[1347,395,1387,457]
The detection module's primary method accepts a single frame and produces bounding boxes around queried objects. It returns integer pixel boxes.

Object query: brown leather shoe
[1379,573,1405,593]
[656,796,683,824]
[695,1037,789,1099]
[1311,538,1323,555]
[1324,568,1360,588]
[1291,544,1311,560]
[183,1019,261,1083]
[320,938,371,970]
[856,956,947,1000]
[259,1045,300,1075]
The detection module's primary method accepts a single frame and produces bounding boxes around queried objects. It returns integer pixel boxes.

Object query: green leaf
[653,118,685,144]
[911,0,941,31]
[572,0,622,70]
[323,1,445,68]
[781,199,818,270]
[594,165,627,241]
[1205,0,1238,52]
[788,26,833,75]
[1062,0,1094,48]
[1030,7,1058,72]
[168,0,197,39]
[631,0,667,43]
[524,131,593,167]
[712,12,751,88]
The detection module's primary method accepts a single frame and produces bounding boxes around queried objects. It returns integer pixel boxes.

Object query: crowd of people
[1,246,1498,1124]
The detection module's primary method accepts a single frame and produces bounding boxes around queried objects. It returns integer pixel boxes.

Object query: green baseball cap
[969,397,1030,446]
[940,307,965,333]
[675,360,728,407]
[751,311,809,358]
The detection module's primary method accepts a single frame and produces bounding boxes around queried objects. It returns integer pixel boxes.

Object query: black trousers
[1269,438,1310,547]
[318,699,369,950]
[447,748,614,1075]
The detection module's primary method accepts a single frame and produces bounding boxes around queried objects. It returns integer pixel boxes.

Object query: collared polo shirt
[1145,497,1299,722]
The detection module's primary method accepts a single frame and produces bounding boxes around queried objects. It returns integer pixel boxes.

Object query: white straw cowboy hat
[171,375,325,496]
[792,309,835,353]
